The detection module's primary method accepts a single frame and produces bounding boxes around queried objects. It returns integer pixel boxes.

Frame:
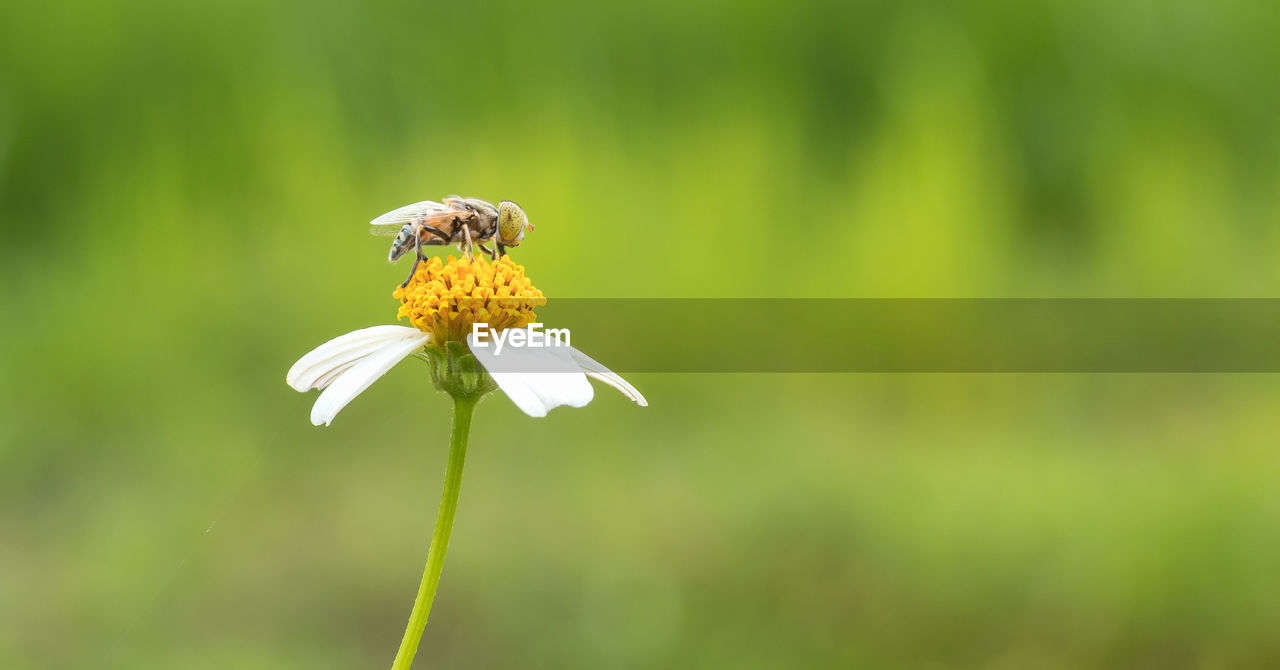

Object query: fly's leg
[478,243,496,260]
[422,225,451,242]
[400,230,425,288]
[461,225,475,261]
[496,242,506,259]
[401,255,423,288]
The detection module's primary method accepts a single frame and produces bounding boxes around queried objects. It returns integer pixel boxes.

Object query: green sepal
[414,340,498,401]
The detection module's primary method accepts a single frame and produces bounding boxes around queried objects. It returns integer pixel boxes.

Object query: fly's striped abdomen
[389,223,416,262]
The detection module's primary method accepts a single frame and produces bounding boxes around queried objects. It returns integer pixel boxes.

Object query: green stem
[391,394,477,670]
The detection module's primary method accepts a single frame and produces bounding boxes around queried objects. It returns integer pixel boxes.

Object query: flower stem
[391,394,477,670]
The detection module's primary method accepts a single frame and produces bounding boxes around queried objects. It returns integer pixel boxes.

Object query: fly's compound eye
[497,201,528,246]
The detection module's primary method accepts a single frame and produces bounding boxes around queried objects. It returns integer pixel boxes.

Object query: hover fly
[369,196,534,287]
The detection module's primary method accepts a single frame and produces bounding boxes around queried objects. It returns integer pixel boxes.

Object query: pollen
[393,255,546,344]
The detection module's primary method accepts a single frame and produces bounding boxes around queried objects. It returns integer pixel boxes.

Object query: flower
[393,255,544,342]
[287,255,646,425]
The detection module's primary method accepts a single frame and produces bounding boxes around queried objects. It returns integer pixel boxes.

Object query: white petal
[566,346,648,407]
[309,359,362,390]
[309,332,431,426]
[287,325,427,392]
[467,333,593,418]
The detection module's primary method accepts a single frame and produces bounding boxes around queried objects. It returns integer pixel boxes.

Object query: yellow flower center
[393,255,546,344]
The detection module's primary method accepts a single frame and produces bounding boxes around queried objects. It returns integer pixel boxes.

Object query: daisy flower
[285,254,645,670]
[287,255,646,424]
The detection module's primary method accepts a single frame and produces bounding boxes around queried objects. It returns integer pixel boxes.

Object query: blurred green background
[3,0,1280,668]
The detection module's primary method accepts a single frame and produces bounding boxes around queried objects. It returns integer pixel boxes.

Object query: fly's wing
[468,198,499,213]
[368,200,449,236]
